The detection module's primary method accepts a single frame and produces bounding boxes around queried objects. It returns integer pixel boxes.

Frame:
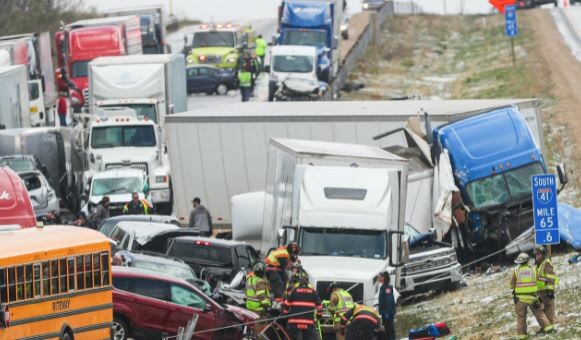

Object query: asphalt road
[551,6,581,62]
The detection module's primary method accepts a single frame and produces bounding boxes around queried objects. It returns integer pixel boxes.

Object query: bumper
[149,188,171,204]
[399,263,462,293]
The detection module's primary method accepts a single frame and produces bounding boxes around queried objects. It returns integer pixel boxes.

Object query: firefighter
[284,262,309,298]
[341,303,381,340]
[327,282,354,340]
[265,242,301,302]
[283,275,322,340]
[534,246,559,325]
[123,192,151,215]
[255,34,267,72]
[245,262,271,318]
[509,252,554,338]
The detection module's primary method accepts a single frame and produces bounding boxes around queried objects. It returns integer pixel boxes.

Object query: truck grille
[202,55,222,64]
[82,88,89,108]
[316,281,364,304]
[105,163,148,175]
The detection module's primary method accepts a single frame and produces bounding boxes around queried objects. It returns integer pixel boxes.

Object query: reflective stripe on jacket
[245,272,271,312]
[265,246,289,268]
[123,199,150,215]
[329,289,355,323]
[238,71,252,87]
[341,304,380,327]
[536,259,558,291]
[514,265,538,304]
[255,38,267,57]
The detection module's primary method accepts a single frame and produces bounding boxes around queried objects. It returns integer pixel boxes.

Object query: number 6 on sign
[546,232,552,243]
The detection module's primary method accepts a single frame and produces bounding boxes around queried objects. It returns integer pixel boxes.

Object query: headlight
[155,175,168,183]
[199,55,207,62]
[226,56,237,63]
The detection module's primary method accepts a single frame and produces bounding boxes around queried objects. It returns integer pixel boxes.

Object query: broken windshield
[299,227,387,259]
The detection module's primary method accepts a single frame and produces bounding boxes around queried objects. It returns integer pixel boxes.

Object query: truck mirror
[557,163,568,186]
[388,231,408,267]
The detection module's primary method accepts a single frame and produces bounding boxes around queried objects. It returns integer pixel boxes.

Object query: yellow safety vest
[265,246,289,268]
[330,289,355,323]
[536,259,559,291]
[246,273,271,312]
[255,38,267,57]
[514,265,538,304]
[348,304,379,325]
[238,71,252,88]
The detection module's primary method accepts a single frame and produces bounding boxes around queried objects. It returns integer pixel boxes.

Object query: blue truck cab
[433,107,548,249]
[278,0,336,83]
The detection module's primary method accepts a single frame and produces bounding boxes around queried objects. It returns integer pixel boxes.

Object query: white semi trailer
[0,65,30,129]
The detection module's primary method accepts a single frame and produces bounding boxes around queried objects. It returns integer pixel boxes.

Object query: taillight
[0,304,10,328]
[195,240,211,246]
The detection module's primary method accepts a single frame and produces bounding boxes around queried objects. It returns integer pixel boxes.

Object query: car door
[197,67,215,92]
[127,277,172,336]
[186,67,199,93]
[236,246,252,271]
[165,283,220,339]
[22,173,47,212]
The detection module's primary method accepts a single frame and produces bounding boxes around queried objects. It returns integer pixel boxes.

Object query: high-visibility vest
[123,199,150,215]
[265,246,289,268]
[348,304,379,325]
[246,272,271,312]
[514,265,538,304]
[255,38,267,57]
[536,259,559,291]
[330,289,355,323]
[238,71,252,88]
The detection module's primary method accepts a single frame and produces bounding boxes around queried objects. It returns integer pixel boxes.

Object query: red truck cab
[54,16,142,111]
[0,167,36,228]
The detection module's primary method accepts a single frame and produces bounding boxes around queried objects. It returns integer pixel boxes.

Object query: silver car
[19,170,59,217]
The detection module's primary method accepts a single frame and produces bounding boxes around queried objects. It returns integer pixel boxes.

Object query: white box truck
[259,138,409,306]
[0,65,30,129]
[165,99,544,227]
[88,54,187,125]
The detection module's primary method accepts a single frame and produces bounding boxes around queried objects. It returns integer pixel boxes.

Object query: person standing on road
[265,242,301,302]
[57,92,68,127]
[238,62,253,102]
[91,196,110,229]
[534,246,559,325]
[245,262,272,319]
[377,271,397,340]
[123,192,151,215]
[188,197,213,237]
[509,252,554,338]
[327,282,355,340]
[283,275,322,340]
[341,303,381,340]
[255,34,267,72]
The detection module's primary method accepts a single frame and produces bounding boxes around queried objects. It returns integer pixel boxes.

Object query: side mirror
[557,163,568,187]
[388,231,409,267]
[264,65,270,73]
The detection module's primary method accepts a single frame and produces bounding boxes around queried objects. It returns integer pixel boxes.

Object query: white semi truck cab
[84,108,172,212]
[260,138,410,306]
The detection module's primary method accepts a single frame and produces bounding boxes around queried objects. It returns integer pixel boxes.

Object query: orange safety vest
[265,246,290,268]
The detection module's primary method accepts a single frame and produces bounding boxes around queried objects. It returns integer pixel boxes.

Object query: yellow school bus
[0,225,112,340]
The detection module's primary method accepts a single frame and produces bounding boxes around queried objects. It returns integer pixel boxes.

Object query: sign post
[504,5,518,66]
[532,174,560,249]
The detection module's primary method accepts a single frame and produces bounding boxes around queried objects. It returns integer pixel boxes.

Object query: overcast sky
[83,0,495,22]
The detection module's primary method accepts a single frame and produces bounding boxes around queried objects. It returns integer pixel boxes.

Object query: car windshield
[20,174,42,191]
[284,30,327,47]
[465,162,545,208]
[169,242,233,266]
[91,176,142,196]
[300,227,387,259]
[0,159,35,172]
[91,125,156,148]
[71,60,89,78]
[133,259,197,281]
[192,31,235,48]
[273,55,314,73]
[404,223,420,237]
[100,104,158,123]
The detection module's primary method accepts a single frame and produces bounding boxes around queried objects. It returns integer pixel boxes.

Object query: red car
[0,166,37,228]
[112,266,257,340]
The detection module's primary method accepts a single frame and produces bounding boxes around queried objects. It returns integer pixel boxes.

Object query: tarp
[505,203,581,254]
[282,1,331,28]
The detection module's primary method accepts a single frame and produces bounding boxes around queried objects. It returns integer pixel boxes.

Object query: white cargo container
[165,99,543,226]
[88,54,187,125]
[0,65,30,129]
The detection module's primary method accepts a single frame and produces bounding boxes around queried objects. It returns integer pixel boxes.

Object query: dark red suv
[112,266,257,339]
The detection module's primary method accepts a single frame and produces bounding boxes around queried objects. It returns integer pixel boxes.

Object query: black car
[165,237,259,284]
[99,214,180,236]
[186,65,237,95]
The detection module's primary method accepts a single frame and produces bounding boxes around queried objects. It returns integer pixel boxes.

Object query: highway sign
[505,5,518,37]
[532,174,560,245]
[489,0,516,14]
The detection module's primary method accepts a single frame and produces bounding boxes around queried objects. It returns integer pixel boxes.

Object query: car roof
[113,265,189,284]
[173,236,246,247]
[104,214,178,224]
[118,250,188,267]
[0,154,35,161]
[17,170,42,177]
[116,221,178,241]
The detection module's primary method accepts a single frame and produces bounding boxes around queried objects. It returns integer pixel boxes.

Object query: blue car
[186,65,237,95]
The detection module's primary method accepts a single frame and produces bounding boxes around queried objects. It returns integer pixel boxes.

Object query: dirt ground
[342,10,580,203]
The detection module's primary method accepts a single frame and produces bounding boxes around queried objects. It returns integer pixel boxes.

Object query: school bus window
[59,258,67,293]
[85,254,93,289]
[93,253,102,287]
[67,257,75,291]
[42,261,50,296]
[0,268,6,303]
[8,267,16,302]
[101,252,110,285]
[33,263,41,297]
[51,259,59,295]
[25,264,33,299]
[17,265,24,300]
[76,255,84,290]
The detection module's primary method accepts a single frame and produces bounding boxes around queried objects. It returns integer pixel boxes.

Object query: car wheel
[112,317,129,340]
[216,83,228,95]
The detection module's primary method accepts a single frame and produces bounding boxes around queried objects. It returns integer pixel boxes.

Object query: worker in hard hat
[534,246,559,325]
